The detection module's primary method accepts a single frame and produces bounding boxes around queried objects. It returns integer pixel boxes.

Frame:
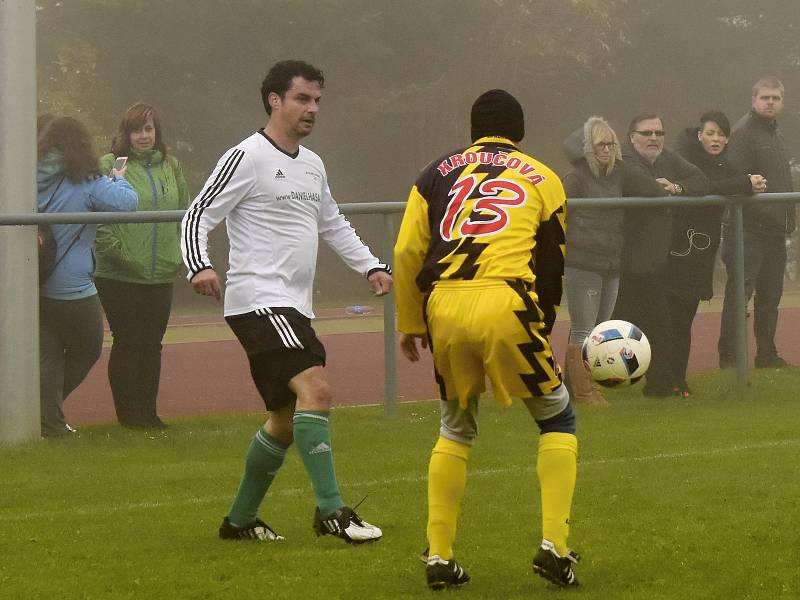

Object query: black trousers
[39,294,104,436]
[718,229,786,363]
[613,271,676,395]
[664,293,701,390]
[95,278,173,426]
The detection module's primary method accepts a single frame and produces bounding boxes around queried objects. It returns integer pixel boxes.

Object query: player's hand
[368,270,393,296]
[400,333,428,362]
[191,268,221,301]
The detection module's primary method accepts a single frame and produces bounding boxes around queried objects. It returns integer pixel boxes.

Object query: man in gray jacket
[718,77,795,369]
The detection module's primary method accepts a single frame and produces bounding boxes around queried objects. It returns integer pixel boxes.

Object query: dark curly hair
[261,60,324,115]
[37,116,101,182]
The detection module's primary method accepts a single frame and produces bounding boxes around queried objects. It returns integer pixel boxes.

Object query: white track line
[6,438,798,522]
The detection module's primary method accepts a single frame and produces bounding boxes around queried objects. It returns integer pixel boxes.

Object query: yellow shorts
[425,279,563,408]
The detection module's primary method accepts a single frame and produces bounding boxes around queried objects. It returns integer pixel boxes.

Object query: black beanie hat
[470,89,525,142]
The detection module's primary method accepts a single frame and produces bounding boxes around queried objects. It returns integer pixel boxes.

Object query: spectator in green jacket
[95,102,190,429]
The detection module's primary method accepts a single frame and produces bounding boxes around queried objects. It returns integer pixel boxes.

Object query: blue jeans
[564,267,619,345]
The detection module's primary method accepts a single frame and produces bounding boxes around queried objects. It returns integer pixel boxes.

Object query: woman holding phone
[94,102,190,429]
[37,115,138,437]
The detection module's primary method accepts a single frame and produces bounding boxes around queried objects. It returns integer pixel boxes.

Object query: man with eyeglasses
[718,77,795,369]
[612,113,709,397]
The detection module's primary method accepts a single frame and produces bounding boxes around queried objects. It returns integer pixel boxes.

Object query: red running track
[64,308,800,425]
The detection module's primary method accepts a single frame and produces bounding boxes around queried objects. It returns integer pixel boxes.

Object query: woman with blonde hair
[561,116,665,405]
[94,102,190,429]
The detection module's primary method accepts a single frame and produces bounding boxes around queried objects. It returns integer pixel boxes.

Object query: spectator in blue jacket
[37,116,138,437]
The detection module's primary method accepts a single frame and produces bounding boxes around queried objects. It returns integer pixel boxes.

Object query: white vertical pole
[0,0,40,443]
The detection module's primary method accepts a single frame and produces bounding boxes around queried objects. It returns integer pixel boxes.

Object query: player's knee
[535,403,576,435]
[265,415,294,444]
[299,378,333,410]
[313,379,333,406]
[432,435,471,459]
[438,397,478,445]
[439,425,477,446]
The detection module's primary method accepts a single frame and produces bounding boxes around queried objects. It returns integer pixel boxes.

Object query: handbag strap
[41,175,87,273]
[50,223,88,273]
[40,176,65,213]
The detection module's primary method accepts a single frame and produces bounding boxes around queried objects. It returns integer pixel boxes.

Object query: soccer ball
[581,320,651,388]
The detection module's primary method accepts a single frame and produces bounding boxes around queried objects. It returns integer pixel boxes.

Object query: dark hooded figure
[668,111,765,395]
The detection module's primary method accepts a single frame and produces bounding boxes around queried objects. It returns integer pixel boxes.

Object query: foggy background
[34,0,800,310]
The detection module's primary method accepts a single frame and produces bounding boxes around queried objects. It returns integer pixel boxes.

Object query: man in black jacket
[718,77,795,369]
[612,113,709,396]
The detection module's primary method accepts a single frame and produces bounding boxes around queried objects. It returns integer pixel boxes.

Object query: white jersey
[181,131,389,318]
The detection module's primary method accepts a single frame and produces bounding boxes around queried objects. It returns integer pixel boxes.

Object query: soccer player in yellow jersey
[395,89,580,589]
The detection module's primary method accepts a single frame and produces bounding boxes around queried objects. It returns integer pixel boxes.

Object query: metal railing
[2,193,799,414]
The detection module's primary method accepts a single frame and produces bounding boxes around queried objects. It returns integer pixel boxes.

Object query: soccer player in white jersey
[181,60,392,543]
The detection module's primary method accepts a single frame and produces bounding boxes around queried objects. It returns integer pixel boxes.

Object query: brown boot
[564,344,609,407]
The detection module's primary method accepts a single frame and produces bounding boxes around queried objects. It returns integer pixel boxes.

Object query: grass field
[2,369,799,599]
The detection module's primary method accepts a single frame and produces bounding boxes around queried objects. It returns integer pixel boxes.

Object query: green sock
[293,410,344,515]
[227,429,289,526]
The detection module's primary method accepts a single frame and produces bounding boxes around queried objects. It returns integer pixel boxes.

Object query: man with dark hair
[396,89,580,590]
[718,76,794,369]
[613,113,708,396]
[260,59,325,115]
[182,59,392,543]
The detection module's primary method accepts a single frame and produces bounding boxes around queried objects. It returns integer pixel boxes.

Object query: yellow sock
[537,432,578,556]
[427,436,470,561]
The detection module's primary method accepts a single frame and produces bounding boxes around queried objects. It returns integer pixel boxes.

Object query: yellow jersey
[395,136,567,335]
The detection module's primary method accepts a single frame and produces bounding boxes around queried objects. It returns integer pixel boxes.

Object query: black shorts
[225,308,326,411]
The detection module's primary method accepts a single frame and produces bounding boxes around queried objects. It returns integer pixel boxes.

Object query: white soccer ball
[581,320,651,388]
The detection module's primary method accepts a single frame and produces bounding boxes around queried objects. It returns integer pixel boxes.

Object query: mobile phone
[112,156,128,172]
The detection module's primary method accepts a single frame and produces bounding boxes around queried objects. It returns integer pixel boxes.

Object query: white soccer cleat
[313,506,382,544]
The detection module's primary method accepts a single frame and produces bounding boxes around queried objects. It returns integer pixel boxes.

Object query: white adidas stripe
[268,314,297,349]
[260,307,303,349]
[185,149,244,272]
[255,308,293,349]
[274,313,303,349]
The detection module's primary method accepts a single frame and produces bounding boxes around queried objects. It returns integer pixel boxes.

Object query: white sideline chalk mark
[7,438,799,522]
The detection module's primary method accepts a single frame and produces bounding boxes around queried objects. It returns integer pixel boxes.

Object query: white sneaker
[313,506,382,544]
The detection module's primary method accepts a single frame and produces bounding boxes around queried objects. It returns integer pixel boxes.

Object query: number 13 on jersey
[440,174,528,241]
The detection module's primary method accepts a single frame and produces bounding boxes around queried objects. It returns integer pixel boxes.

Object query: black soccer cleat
[218,516,284,541]
[426,555,471,590]
[312,506,382,544]
[532,539,580,587]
